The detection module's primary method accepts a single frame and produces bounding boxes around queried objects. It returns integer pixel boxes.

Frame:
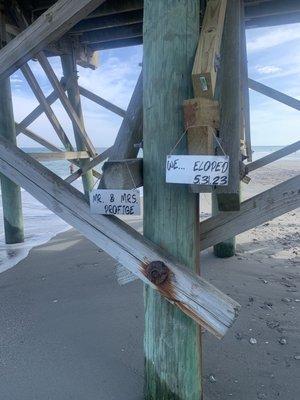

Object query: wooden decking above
[5,0,300,52]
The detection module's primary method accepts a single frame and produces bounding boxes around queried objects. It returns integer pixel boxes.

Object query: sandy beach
[0,159,299,399]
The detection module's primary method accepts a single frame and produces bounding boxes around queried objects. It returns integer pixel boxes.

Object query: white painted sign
[89,189,141,215]
[166,155,229,186]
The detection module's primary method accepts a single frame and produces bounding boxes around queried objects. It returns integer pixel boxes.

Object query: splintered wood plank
[0,0,106,80]
[200,175,300,250]
[192,0,227,99]
[16,125,62,152]
[20,63,74,151]
[38,52,96,157]
[0,137,240,339]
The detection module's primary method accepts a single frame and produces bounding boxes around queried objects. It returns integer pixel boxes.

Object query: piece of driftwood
[0,0,106,80]
[0,137,240,339]
[200,175,300,250]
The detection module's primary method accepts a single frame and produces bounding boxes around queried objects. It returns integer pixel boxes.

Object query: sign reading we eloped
[90,189,141,215]
[166,155,229,186]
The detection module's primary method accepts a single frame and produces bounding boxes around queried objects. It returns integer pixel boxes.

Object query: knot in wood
[146,261,169,285]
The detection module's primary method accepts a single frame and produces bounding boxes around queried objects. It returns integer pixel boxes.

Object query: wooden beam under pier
[247,141,300,172]
[79,86,126,118]
[29,151,90,162]
[249,78,300,111]
[100,158,143,189]
[0,0,106,81]
[0,136,240,339]
[20,63,74,151]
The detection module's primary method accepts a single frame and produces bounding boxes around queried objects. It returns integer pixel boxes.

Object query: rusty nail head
[145,261,169,285]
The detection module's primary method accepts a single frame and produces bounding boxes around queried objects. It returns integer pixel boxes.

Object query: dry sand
[0,160,299,399]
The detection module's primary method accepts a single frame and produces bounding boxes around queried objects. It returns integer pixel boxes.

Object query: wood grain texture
[201,175,300,250]
[143,1,202,398]
[215,0,242,211]
[0,0,106,80]
[0,137,240,340]
[29,151,90,161]
[100,158,143,189]
[192,0,227,99]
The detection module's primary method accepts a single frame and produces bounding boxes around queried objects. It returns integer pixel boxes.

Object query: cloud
[255,65,282,74]
[247,24,300,53]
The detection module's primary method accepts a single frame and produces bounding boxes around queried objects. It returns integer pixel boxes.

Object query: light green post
[0,8,24,244]
[143,1,201,399]
[61,53,94,198]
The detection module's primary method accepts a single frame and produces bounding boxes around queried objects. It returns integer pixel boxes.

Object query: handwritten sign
[90,189,140,215]
[166,155,229,186]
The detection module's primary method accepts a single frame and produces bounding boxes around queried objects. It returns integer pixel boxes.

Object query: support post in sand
[0,7,24,244]
[61,52,94,198]
[143,0,202,398]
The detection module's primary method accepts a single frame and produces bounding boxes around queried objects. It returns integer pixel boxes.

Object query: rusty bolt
[145,261,169,285]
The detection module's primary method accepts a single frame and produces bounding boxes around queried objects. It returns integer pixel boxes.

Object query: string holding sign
[166,125,229,186]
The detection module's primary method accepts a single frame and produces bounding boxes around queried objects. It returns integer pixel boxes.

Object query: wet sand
[0,160,299,399]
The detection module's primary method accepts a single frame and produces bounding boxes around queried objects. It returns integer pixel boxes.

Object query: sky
[10,22,300,148]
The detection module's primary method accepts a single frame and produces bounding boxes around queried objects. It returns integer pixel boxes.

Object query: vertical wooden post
[0,6,24,244]
[143,1,201,399]
[61,52,94,198]
[215,0,242,211]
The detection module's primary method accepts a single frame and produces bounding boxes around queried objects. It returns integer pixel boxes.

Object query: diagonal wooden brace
[0,137,240,339]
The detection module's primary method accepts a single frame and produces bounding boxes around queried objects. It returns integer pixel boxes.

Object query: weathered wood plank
[183,97,220,130]
[100,158,143,189]
[29,151,90,161]
[200,175,300,250]
[192,0,227,99]
[143,0,203,398]
[71,9,143,33]
[20,63,74,151]
[65,147,112,183]
[98,72,142,189]
[249,78,300,111]
[0,0,106,80]
[16,125,62,152]
[247,141,300,172]
[215,0,242,211]
[81,22,142,44]
[79,85,126,117]
[15,81,65,135]
[0,137,240,339]
[88,36,143,51]
[38,52,96,156]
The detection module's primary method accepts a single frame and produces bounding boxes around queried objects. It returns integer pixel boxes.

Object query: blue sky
[11,23,300,148]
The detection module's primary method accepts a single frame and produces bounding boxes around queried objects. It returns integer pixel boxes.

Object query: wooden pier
[0,0,299,398]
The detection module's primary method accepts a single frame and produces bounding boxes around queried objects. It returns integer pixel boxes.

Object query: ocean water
[0,146,299,274]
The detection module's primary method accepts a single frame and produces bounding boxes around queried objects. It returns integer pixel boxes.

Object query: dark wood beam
[81,23,142,44]
[245,0,300,19]
[70,10,143,33]
[246,11,300,28]
[88,36,142,51]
